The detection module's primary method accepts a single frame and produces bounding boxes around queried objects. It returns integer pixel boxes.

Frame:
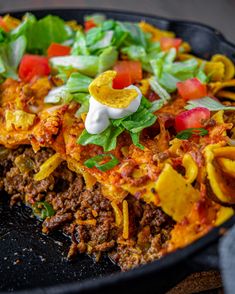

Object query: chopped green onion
[185,96,235,111]
[84,154,119,172]
[33,201,55,219]
[176,128,208,140]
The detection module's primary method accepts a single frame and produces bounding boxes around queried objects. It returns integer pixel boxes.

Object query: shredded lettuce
[66,72,92,93]
[44,86,73,104]
[0,35,26,79]
[98,46,118,73]
[71,31,89,56]
[50,55,99,77]
[73,93,90,118]
[121,45,147,60]
[102,20,116,31]
[149,99,164,112]
[44,72,92,104]
[78,125,124,152]
[149,49,208,96]
[77,98,158,151]
[10,13,72,53]
[185,97,235,111]
[89,30,114,52]
[86,27,104,47]
[85,14,106,25]
[117,21,148,48]
[170,59,198,75]
[50,46,117,77]
[149,77,171,103]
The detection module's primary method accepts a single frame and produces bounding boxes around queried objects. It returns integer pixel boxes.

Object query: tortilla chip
[89,70,138,108]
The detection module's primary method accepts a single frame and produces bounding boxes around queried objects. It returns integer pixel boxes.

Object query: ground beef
[109,201,174,271]
[0,145,174,271]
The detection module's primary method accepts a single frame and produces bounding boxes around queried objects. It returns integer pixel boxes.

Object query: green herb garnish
[176,128,208,140]
[84,153,119,172]
[33,201,55,219]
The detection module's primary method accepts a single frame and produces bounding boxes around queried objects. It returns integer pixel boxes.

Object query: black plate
[0,8,235,294]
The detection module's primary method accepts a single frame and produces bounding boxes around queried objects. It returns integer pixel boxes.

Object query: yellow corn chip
[89,70,138,108]
[211,54,235,80]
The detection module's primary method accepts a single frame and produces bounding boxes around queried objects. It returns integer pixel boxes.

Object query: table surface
[0,0,235,43]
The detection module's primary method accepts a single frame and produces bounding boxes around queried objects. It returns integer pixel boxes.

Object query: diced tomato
[160,37,182,51]
[84,19,97,31]
[19,54,50,83]
[47,43,71,58]
[177,78,207,100]
[0,16,9,32]
[175,107,210,132]
[112,70,132,89]
[113,61,143,89]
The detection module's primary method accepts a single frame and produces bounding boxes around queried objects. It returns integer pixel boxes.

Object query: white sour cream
[85,85,142,134]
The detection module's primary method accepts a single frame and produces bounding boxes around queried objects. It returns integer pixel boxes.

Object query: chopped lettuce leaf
[159,72,180,93]
[44,72,92,105]
[7,35,27,69]
[196,68,209,83]
[85,14,106,25]
[117,21,148,48]
[121,106,157,133]
[73,93,90,118]
[32,15,73,51]
[102,20,116,31]
[10,13,72,53]
[149,99,164,112]
[0,28,7,43]
[130,132,144,150]
[112,25,128,48]
[66,72,92,93]
[77,97,158,151]
[0,35,26,79]
[89,30,114,52]
[50,55,99,77]
[185,97,235,111]
[71,30,89,56]
[10,13,36,41]
[44,86,73,104]
[149,77,171,103]
[170,59,198,75]
[50,46,117,77]
[78,125,124,152]
[86,27,103,47]
[98,46,118,73]
[121,45,146,61]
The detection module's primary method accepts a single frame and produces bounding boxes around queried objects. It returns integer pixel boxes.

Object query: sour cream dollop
[85,85,142,134]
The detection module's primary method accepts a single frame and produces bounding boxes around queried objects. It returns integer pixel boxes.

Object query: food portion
[0,13,234,271]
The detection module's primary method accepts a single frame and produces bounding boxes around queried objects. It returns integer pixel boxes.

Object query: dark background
[0,0,235,44]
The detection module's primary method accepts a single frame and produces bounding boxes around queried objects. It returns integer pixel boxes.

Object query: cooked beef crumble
[0,145,174,270]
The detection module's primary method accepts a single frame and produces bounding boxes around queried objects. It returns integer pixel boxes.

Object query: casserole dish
[0,8,235,294]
